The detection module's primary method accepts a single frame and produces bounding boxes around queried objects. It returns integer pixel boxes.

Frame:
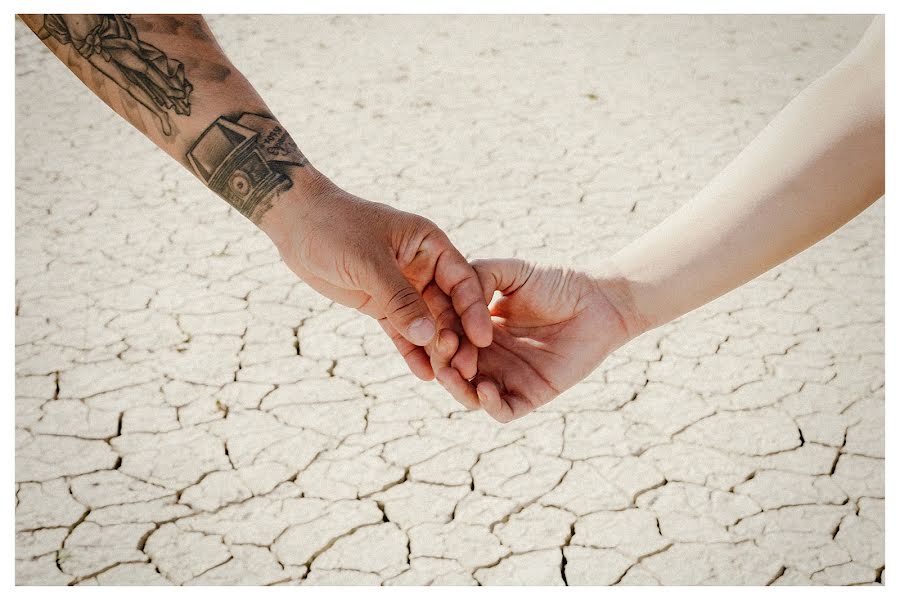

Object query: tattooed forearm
[187,112,308,222]
[22,13,316,227]
[37,14,192,136]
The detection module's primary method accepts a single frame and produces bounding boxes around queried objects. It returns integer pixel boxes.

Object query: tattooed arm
[19,13,303,212]
[20,14,492,384]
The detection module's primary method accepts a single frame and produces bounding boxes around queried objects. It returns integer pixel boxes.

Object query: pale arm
[609,16,884,335]
[432,17,886,422]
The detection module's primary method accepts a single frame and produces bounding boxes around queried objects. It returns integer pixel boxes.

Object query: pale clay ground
[15,15,884,586]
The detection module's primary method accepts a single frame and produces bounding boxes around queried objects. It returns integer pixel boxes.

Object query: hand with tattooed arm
[20,14,491,386]
[429,16,884,422]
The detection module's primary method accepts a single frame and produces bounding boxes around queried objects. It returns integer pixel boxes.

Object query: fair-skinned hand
[429,19,884,423]
[260,173,492,381]
[431,259,638,422]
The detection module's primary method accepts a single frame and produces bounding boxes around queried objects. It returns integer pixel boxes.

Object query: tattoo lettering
[187,113,308,222]
[38,14,192,136]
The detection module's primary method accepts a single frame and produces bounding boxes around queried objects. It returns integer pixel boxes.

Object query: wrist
[257,166,335,254]
[590,259,653,343]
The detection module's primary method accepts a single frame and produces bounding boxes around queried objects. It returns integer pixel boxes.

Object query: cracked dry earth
[15,15,884,586]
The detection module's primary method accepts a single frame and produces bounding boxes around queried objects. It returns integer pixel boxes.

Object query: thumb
[370,261,436,346]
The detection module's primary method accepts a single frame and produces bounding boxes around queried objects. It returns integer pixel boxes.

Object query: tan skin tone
[430,17,884,422]
[20,14,492,384]
[431,260,634,420]
[263,178,493,385]
[21,16,883,423]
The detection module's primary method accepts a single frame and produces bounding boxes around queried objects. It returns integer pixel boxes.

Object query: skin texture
[262,177,493,381]
[19,13,493,379]
[20,14,883,423]
[611,16,884,333]
[432,17,884,421]
[434,260,633,421]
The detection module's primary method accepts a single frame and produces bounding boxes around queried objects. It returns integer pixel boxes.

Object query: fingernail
[477,389,486,405]
[408,318,435,345]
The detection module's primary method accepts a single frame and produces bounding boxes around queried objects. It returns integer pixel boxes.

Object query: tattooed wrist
[187,112,309,223]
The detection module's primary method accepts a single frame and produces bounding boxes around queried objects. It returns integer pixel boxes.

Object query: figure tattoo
[38,14,192,135]
[187,113,308,222]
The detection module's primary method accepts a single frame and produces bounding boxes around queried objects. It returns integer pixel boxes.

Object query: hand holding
[433,259,638,422]
[261,175,492,380]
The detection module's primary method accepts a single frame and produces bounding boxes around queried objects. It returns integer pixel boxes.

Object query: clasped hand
[262,177,638,423]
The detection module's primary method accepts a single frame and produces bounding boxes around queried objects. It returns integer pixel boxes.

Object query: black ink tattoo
[187,113,308,222]
[199,62,232,83]
[38,14,192,136]
[133,15,212,43]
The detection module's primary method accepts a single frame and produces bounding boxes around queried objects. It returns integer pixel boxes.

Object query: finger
[298,271,435,380]
[430,328,459,375]
[421,283,472,376]
[502,392,536,421]
[450,336,478,380]
[378,318,435,381]
[473,261,498,305]
[426,232,493,348]
[476,329,556,412]
[421,281,458,335]
[435,366,481,411]
[475,379,512,423]
[370,258,436,346]
[421,282,457,358]
[476,379,524,423]
[471,258,535,297]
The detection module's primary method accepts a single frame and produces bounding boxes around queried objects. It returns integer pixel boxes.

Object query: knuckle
[418,215,440,231]
[385,286,422,317]
[517,260,536,281]
[436,305,458,328]
[421,281,449,308]
[419,224,448,250]
[448,275,477,301]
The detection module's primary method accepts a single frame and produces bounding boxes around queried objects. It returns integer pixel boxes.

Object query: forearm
[609,17,884,335]
[19,14,323,235]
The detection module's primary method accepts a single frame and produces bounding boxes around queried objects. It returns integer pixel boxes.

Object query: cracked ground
[15,15,884,586]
